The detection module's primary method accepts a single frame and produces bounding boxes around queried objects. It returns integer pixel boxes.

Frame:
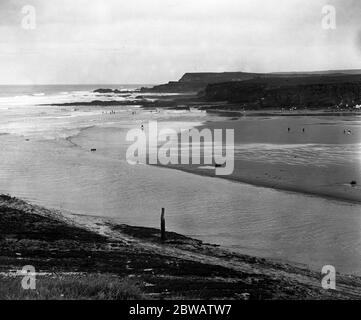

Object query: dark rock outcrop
[93,88,122,94]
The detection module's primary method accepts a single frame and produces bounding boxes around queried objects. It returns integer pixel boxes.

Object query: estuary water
[1,85,361,275]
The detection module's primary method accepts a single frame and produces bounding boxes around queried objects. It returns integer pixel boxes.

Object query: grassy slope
[1,194,361,300]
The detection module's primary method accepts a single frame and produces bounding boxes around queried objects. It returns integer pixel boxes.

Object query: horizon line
[1,67,361,86]
[0,83,157,86]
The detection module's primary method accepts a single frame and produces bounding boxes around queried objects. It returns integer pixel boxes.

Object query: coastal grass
[0,273,145,300]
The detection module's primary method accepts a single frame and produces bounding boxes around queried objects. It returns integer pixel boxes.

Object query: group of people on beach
[102,110,117,115]
[287,127,353,135]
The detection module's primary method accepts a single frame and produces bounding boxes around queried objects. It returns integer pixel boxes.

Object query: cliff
[203,75,361,109]
[141,72,259,93]
[141,70,361,93]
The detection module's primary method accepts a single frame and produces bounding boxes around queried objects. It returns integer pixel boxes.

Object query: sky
[0,0,360,84]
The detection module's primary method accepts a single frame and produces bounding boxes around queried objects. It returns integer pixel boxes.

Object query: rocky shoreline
[1,194,361,300]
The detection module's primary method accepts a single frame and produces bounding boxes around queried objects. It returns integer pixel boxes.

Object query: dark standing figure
[160,208,166,242]
[302,128,305,133]
[288,128,290,132]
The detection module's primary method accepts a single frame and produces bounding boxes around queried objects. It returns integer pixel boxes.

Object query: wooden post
[161,208,166,241]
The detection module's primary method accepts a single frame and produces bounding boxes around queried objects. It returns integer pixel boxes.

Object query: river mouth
[1,87,361,275]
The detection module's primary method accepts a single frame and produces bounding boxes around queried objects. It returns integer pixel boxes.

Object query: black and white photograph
[1,0,361,307]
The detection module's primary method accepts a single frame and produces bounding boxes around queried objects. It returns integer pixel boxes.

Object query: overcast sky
[0,0,360,84]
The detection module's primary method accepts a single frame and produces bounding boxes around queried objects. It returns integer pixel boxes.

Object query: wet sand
[165,115,361,203]
[165,160,361,204]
